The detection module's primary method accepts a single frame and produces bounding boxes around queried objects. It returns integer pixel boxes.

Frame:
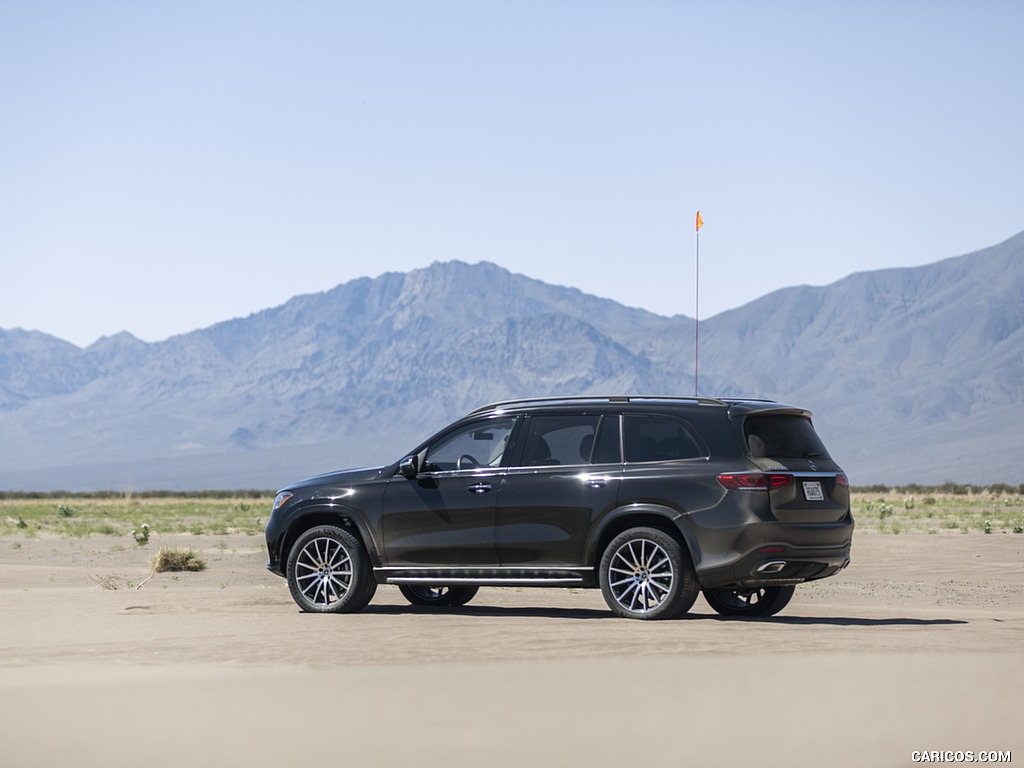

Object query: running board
[386,576,585,586]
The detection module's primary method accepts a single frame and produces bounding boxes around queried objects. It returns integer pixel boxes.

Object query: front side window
[423,417,516,472]
[623,415,707,462]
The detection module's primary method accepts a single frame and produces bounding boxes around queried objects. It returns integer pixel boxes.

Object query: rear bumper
[697,543,851,589]
[693,516,854,590]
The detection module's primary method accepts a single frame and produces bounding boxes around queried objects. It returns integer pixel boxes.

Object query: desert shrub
[855,484,889,494]
[131,523,150,545]
[150,547,206,572]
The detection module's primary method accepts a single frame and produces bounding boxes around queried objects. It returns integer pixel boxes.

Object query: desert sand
[1,530,1021,768]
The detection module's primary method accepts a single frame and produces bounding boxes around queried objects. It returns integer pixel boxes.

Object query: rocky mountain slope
[2,231,1021,490]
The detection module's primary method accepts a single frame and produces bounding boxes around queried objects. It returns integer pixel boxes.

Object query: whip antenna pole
[694,210,703,396]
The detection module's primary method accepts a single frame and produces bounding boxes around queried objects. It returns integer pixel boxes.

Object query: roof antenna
[694,210,704,396]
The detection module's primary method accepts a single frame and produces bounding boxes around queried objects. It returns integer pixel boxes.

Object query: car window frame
[418,415,521,474]
[621,412,710,464]
[505,412,605,469]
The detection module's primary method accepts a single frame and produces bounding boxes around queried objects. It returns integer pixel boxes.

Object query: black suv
[265,396,852,620]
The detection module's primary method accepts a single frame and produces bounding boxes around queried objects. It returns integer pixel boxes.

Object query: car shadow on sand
[360,604,967,626]
[699,614,968,627]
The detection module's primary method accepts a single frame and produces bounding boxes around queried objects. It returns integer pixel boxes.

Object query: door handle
[584,477,609,489]
[467,482,493,494]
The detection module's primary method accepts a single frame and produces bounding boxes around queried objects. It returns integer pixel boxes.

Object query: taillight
[717,473,794,490]
[835,473,849,488]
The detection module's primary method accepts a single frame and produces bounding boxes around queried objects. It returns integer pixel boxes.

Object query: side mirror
[399,455,418,478]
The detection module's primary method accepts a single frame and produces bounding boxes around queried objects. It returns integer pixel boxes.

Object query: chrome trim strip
[386,576,585,585]
[376,565,586,573]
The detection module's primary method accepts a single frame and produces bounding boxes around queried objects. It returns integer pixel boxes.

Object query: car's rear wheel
[286,525,377,613]
[703,585,795,617]
[599,527,699,620]
[399,585,479,607]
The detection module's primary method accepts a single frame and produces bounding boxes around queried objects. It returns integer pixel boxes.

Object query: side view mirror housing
[399,455,418,478]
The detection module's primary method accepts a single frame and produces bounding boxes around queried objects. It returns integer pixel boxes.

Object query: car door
[494,413,622,566]
[616,412,719,517]
[380,416,517,566]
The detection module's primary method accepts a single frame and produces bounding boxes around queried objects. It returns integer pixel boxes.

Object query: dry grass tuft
[149,546,206,573]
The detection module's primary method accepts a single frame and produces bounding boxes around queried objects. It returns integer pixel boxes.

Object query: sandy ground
[1,530,1021,768]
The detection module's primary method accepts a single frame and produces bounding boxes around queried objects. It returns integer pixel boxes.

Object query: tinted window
[424,417,516,471]
[590,415,621,464]
[744,415,829,459]
[623,415,707,462]
[518,415,600,467]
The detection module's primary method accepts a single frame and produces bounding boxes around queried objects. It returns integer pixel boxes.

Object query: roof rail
[469,395,731,415]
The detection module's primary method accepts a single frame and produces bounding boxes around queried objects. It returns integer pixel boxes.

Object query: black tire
[703,585,795,617]
[286,525,377,613]
[398,585,480,607]
[599,526,699,620]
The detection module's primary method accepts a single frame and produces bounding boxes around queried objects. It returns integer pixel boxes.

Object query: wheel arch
[590,504,703,573]
[281,504,381,570]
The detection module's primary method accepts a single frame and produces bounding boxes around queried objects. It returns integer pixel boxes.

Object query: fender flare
[284,501,383,566]
[588,502,704,570]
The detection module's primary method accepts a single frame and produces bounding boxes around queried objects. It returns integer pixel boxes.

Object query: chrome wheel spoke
[607,537,675,614]
[295,537,353,606]
[647,578,671,597]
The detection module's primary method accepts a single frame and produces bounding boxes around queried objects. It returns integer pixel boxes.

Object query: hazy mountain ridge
[2,231,1022,489]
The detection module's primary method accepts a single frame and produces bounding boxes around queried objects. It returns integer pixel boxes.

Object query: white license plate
[803,481,825,501]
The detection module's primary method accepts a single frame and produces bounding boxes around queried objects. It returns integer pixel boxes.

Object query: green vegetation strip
[0,485,1021,539]
[0,493,272,538]
[851,488,1024,535]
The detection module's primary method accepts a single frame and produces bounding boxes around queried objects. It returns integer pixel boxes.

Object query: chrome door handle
[467,483,493,494]
[585,478,608,488]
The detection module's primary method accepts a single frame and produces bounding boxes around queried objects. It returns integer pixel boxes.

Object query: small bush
[150,547,206,573]
[131,523,150,545]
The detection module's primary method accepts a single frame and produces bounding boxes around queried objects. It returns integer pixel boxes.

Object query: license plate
[802,481,824,501]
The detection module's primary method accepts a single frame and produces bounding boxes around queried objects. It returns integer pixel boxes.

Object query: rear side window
[744,415,829,459]
[623,415,707,462]
[518,415,601,466]
[590,415,621,464]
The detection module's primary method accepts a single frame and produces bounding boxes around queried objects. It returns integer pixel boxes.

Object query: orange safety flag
[695,210,704,232]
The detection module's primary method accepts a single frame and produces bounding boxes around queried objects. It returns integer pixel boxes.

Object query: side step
[386,576,585,586]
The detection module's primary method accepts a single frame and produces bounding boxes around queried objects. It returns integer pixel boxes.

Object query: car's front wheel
[599,527,699,620]
[399,585,479,607]
[703,585,795,617]
[286,525,377,613]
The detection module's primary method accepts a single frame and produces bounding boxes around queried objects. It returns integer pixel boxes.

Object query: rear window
[744,415,829,459]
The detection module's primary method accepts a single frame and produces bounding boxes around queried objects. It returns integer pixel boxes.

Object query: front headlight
[272,491,293,512]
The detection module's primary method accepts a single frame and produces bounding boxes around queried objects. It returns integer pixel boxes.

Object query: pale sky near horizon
[3,1,1022,348]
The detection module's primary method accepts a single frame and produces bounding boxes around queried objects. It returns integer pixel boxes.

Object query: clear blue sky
[3,1,1022,348]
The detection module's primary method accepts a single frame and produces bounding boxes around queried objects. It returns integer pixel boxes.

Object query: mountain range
[2,230,1022,490]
